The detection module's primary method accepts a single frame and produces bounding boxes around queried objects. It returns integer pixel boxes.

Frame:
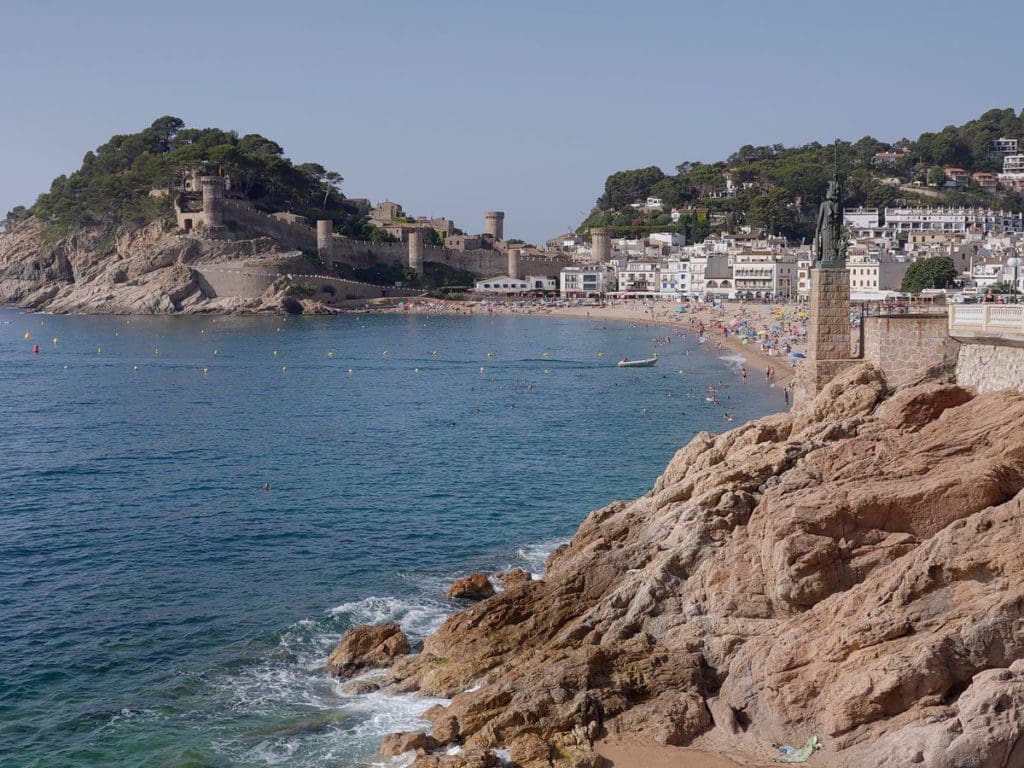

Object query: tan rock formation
[326,622,410,678]
[447,573,496,601]
[495,568,533,590]
[0,216,327,315]
[365,365,1024,766]
[380,730,436,756]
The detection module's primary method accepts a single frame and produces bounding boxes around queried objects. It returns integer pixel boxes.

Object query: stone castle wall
[222,200,318,252]
[862,315,956,388]
[956,343,1024,393]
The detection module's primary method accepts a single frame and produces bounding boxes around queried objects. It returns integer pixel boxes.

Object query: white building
[884,207,1024,234]
[649,232,686,248]
[474,275,556,294]
[617,260,663,294]
[999,154,1024,192]
[991,137,1019,154]
[844,208,881,229]
[847,255,909,298]
[630,196,664,211]
[658,259,692,297]
[559,265,615,297]
[731,252,797,299]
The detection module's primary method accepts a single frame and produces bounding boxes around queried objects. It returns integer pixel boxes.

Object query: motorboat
[618,354,659,368]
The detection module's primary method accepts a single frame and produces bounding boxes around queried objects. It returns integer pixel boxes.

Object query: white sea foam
[515,538,570,574]
[328,595,451,639]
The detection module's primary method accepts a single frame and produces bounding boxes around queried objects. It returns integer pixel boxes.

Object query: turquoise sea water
[0,307,781,767]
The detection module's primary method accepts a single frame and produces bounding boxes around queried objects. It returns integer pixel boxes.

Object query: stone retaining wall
[862,315,956,388]
[956,343,1024,393]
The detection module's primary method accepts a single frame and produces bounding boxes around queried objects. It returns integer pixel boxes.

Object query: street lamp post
[1008,256,1022,304]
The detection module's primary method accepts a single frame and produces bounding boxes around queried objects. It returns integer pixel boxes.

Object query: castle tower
[484,211,505,241]
[317,220,334,266]
[591,227,612,263]
[507,248,522,280]
[200,176,225,228]
[408,230,424,273]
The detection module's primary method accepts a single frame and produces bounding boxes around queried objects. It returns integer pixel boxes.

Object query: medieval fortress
[167,170,571,303]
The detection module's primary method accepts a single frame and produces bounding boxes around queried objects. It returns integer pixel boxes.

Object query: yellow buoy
[97,347,102,354]
[273,350,278,356]
[327,351,334,359]
[23,332,30,340]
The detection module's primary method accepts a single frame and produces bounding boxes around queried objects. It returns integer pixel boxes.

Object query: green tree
[927,166,947,187]
[3,205,29,230]
[598,166,665,209]
[901,256,958,293]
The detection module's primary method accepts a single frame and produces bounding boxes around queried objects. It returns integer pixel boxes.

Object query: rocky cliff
[0,217,316,314]
[344,365,1024,767]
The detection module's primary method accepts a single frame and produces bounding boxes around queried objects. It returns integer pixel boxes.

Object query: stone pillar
[485,211,504,241]
[317,220,334,266]
[796,267,856,403]
[508,248,522,280]
[591,227,612,263]
[408,230,424,273]
[200,176,224,227]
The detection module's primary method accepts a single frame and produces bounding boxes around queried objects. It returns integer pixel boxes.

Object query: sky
[1,0,1022,243]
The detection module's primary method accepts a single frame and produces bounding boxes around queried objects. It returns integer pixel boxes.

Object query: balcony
[949,304,1024,345]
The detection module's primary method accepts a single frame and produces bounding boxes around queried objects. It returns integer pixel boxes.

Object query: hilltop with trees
[4,116,370,241]
[579,107,1024,242]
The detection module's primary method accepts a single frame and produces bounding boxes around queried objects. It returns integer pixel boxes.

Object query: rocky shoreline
[327,364,1024,767]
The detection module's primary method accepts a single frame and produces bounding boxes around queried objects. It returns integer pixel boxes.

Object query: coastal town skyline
[2,0,1023,243]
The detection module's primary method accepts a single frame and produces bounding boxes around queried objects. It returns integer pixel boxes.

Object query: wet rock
[447,573,495,601]
[327,622,410,678]
[380,730,435,756]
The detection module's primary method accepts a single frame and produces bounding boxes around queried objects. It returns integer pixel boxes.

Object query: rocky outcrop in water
[326,622,410,678]
[448,574,496,601]
[0,217,320,315]
[365,364,1024,767]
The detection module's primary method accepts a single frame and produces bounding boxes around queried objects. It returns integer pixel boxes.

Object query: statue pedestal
[795,268,856,404]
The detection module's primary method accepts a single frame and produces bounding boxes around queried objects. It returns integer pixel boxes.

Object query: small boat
[618,354,659,368]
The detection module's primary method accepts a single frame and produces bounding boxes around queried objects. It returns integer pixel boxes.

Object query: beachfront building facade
[617,260,664,295]
[559,265,615,298]
[730,251,797,300]
[884,207,1024,234]
[474,275,557,294]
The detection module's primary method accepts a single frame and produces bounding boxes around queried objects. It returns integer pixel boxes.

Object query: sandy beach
[356,297,809,390]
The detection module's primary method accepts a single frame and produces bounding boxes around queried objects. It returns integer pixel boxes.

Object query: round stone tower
[408,230,424,273]
[507,248,522,280]
[591,227,612,263]
[200,176,225,228]
[317,220,334,266]
[484,211,505,241]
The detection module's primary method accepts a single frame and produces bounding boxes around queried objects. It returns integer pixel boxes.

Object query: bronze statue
[814,176,846,268]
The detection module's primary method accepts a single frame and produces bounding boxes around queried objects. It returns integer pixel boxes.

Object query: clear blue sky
[1,0,1021,242]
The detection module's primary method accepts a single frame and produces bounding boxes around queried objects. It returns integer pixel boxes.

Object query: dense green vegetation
[581,108,1024,242]
[901,256,959,293]
[13,116,367,240]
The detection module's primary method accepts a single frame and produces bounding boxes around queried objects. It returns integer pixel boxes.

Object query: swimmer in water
[262,482,271,492]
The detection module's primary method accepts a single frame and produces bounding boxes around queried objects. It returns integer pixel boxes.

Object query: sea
[0,306,782,767]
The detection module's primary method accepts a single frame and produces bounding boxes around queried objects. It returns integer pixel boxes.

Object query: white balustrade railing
[949,304,1024,336]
